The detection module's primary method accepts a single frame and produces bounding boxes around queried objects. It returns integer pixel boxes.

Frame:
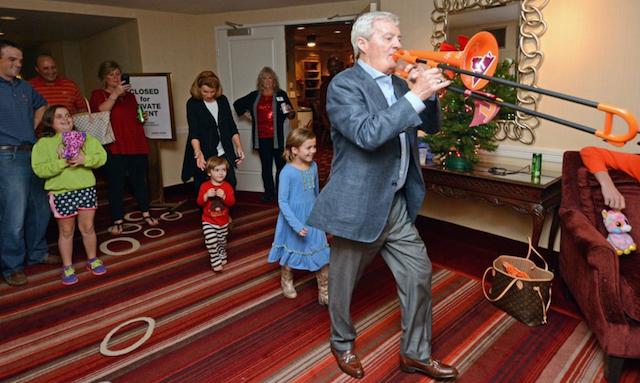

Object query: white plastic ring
[99,237,141,256]
[160,211,183,222]
[143,228,165,238]
[107,223,142,235]
[100,317,155,357]
[124,211,143,222]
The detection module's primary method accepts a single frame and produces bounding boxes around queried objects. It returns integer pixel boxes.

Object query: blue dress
[268,161,330,271]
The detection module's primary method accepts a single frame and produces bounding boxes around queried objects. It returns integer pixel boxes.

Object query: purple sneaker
[62,266,78,285]
[86,258,106,276]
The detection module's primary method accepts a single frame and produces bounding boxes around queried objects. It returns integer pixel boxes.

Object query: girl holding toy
[268,128,330,305]
[32,105,108,285]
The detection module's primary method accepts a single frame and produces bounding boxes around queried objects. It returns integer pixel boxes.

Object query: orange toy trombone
[392,32,639,147]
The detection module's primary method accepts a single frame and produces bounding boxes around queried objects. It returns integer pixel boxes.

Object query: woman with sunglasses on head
[182,71,245,197]
[234,67,295,202]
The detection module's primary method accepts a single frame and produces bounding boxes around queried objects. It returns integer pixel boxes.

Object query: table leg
[547,205,561,272]
[531,204,545,252]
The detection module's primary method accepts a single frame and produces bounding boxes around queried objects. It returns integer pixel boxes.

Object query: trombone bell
[393,31,499,91]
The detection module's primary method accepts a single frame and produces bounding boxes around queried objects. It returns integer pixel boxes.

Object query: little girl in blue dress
[268,128,330,305]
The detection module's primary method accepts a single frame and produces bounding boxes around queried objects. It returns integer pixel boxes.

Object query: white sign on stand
[128,73,176,141]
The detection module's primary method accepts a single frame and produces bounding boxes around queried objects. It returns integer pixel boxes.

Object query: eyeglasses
[488,165,531,176]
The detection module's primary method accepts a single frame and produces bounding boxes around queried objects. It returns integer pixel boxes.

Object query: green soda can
[137,105,145,123]
[532,153,542,181]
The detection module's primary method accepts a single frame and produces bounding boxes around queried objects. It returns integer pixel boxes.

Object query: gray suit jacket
[307,63,442,243]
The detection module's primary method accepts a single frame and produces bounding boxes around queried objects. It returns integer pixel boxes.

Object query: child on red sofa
[197,156,236,272]
[580,146,640,211]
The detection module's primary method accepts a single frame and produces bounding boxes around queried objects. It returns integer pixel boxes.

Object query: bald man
[29,54,86,115]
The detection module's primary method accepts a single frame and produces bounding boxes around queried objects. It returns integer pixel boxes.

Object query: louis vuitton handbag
[73,98,116,145]
[482,238,554,326]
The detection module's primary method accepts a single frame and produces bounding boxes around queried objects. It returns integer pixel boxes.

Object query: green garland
[421,59,517,164]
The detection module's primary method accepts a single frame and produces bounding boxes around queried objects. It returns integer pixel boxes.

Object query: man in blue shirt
[0,40,60,286]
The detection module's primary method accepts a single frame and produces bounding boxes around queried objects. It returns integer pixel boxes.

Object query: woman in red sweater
[90,60,158,235]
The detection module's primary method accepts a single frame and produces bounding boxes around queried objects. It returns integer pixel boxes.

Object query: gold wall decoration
[431,0,549,144]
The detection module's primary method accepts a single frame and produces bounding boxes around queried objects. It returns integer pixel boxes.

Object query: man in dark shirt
[0,40,60,287]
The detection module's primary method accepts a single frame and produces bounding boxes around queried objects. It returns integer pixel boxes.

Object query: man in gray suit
[307,11,458,380]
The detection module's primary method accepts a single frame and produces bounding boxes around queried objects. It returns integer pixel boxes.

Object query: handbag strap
[525,237,549,271]
[81,97,95,124]
[482,267,519,302]
[533,285,552,324]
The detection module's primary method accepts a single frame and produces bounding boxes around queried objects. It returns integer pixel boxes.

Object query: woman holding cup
[234,67,295,202]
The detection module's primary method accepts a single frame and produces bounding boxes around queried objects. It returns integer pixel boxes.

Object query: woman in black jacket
[182,71,245,195]
[233,67,295,202]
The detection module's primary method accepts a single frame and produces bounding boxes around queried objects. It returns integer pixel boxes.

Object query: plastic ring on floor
[143,228,165,238]
[160,211,183,222]
[99,237,141,256]
[124,211,143,222]
[100,317,155,357]
[107,223,142,235]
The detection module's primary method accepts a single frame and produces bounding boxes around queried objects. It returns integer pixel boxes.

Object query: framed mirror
[431,0,549,144]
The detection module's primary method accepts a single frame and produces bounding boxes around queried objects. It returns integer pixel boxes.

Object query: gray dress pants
[328,192,433,360]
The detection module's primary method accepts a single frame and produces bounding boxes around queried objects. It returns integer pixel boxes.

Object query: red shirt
[28,76,86,114]
[197,180,236,225]
[90,89,149,155]
[257,94,274,139]
[580,146,640,182]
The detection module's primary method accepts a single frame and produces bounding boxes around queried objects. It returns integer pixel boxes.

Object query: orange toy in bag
[502,261,530,279]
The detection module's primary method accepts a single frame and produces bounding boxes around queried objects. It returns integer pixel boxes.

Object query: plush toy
[209,196,226,213]
[58,131,86,159]
[602,209,637,256]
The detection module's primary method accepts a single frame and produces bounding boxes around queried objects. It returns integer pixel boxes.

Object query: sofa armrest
[559,208,617,267]
[560,208,626,324]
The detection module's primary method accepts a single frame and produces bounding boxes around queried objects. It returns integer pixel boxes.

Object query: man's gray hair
[351,11,400,60]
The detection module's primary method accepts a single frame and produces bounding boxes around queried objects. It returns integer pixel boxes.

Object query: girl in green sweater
[32,105,108,285]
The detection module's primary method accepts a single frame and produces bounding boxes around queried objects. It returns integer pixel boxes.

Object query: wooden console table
[422,163,562,252]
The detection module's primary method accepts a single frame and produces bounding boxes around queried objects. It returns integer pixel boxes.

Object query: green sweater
[32,132,107,194]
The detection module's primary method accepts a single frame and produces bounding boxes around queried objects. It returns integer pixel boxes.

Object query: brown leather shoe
[40,254,62,265]
[399,354,458,379]
[330,344,364,379]
[4,270,28,286]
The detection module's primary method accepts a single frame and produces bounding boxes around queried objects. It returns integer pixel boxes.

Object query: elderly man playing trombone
[308,11,458,380]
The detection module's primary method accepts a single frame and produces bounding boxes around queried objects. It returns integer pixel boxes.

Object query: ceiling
[33,0,353,15]
[290,22,353,53]
[0,1,355,50]
[0,8,133,48]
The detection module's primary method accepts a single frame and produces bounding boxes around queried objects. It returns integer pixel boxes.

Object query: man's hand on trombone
[403,63,450,102]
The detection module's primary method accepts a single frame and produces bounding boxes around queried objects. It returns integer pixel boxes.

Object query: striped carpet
[1,193,640,382]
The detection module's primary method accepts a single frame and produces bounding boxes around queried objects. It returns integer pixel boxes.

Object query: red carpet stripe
[2,195,640,382]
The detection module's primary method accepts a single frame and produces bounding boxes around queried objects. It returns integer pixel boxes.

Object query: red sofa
[559,151,640,382]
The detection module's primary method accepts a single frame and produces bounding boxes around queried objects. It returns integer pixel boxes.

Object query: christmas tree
[421,59,516,165]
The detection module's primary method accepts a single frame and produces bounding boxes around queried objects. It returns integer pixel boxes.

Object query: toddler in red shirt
[197,156,236,272]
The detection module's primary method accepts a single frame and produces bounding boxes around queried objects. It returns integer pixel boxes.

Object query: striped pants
[202,222,229,269]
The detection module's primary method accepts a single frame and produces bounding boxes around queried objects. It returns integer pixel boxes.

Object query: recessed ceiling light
[0,16,18,21]
[306,35,316,47]
[333,30,341,34]
[297,26,305,30]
